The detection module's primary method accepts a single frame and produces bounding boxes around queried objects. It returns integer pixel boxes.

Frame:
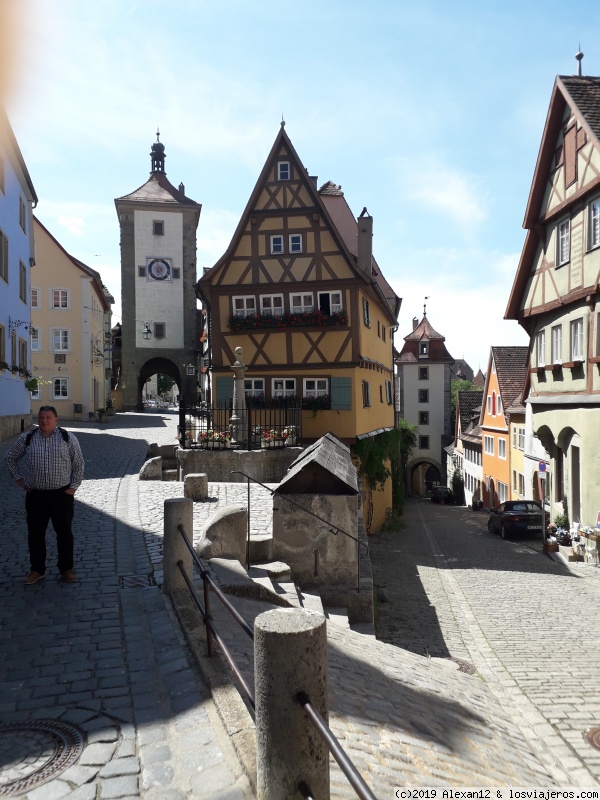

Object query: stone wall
[177,446,302,484]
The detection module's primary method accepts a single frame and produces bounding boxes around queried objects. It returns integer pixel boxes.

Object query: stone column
[254,608,329,800]
[229,346,248,447]
[163,498,194,595]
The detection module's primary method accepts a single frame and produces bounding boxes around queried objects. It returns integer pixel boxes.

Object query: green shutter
[216,376,234,402]
[331,377,352,410]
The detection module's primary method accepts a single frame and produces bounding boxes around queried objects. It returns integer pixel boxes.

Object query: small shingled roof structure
[396,315,454,363]
[276,433,359,495]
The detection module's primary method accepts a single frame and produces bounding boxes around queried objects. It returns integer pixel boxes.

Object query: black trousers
[25,487,74,574]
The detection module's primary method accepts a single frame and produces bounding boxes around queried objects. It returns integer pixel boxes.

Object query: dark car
[431,486,453,504]
[487,501,549,538]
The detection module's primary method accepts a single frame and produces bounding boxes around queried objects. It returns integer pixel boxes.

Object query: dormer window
[419,341,429,358]
[277,161,290,181]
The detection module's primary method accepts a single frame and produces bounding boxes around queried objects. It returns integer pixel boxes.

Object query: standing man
[5,406,85,585]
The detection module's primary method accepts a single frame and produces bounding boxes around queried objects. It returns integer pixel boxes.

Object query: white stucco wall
[134,209,184,349]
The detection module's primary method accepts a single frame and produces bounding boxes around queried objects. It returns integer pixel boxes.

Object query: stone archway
[407,457,442,497]
[138,357,183,411]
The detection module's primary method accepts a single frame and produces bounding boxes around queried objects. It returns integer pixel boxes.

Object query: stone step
[324,606,350,629]
[163,469,179,482]
[248,533,273,562]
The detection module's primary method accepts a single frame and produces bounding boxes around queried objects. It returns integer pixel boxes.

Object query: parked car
[431,486,453,504]
[487,501,549,539]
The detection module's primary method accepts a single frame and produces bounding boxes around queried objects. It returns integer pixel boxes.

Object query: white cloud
[57,216,86,237]
[390,248,529,372]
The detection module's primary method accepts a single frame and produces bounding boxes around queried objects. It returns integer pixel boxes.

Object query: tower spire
[150,128,166,174]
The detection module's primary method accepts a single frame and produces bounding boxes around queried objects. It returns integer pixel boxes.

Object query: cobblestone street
[370,498,600,786]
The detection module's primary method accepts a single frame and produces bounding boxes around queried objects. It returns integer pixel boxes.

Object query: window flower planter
[228,310,348,331]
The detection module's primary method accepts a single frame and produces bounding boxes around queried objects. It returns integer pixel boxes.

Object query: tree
[157,373,175,397]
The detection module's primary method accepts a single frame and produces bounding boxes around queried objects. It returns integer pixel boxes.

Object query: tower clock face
[147,258,171,281]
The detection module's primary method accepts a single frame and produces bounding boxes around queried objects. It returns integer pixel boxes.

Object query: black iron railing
[178,398,302,451]
[174,521,377,800]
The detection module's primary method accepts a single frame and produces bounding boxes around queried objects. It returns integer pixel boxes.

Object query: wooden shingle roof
[491,346,529,410]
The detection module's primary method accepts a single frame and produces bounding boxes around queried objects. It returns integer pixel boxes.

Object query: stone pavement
[2,412,599,798]
[0,411,253,799]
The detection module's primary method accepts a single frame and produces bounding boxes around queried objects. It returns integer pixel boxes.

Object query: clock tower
[114,132,202,410]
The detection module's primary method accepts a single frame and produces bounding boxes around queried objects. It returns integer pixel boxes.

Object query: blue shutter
[216,376,234,402]
[331,377,352,410]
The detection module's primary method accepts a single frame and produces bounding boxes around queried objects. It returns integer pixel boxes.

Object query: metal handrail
[173,521,377,800]
[230,469,368,594]
[176,523,255,713]
[296,692,378,800]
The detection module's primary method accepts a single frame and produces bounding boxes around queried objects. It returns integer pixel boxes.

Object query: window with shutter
[331,377,351,410]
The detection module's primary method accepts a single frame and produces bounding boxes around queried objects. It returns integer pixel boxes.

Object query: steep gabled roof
[199,125,400,322]
[488,346,529,412]
[403,316,444,341]
[506,74,600,320]
[457,391,484,432]
[115,171,199,206]
[397,315,454,362]
[34,216,112,312]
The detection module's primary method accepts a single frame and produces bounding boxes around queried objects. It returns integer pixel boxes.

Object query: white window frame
[30,385,40,400]
[318,291,342,315]
[244,378,265,397]
[277,161,290,181]
[31,328,40,352]
[487,395,491,414]
[362,297,371,327]
[498,438,507,460]
[52,376,69,399]
[484,435,494,455]
[551,324,562,364]
[260,294,284,317]
[289,234,302,254]
[536,329,545,367]
[272,378,296,398]
[52,328,70,352]
[385,379,393,405]
[518,427,525,450]
[419,341,429,358]
[51,288,69,310]
[570,317,584,361]
[31,287,40,308]
[497,394,503,414]
[232,296,256,316]
[270,235,284,255]
[498,481,508,503]
[556,218,570,266]
[303,378,328,399]
[290,293,314,313]
[589,198,600,250]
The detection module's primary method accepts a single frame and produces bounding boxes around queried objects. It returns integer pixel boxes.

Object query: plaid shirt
[5,428,85,491]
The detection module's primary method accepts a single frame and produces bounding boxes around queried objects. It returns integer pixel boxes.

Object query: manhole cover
[0,720,85,797]
[119,574,156,589]
[584,727,600,751]
[451,658,477,674]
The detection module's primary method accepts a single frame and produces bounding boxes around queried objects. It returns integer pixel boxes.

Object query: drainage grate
[0,720,85,797]
[451,658,477,675]
[584,727,600,751]
[119,574,156,589]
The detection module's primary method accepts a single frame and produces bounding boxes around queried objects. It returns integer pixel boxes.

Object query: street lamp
[142,323,152,340]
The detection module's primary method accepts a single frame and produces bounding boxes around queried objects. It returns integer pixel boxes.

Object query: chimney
[412,317,418,330]
[357,207,373,277]
[309,175,318,189]
[178,182,185,194]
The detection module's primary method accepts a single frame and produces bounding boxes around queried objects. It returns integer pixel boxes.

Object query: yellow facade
[31,218,112,421]
[198,128,400,532]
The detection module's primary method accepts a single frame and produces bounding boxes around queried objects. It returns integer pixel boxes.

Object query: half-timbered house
[196,124,401,532]
[506,73,600,528]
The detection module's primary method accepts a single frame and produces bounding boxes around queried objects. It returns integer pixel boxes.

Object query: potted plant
[199,429,230,449]
[97,408,106,423]
[261,430,283,448]
[282,425,297,446]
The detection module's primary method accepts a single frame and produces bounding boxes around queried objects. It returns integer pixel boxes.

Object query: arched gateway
[114,132,202,411]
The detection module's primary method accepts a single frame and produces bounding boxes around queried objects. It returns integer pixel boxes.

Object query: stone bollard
[254,608,329,800]
[183,472,209,501]
[163,498,194,596]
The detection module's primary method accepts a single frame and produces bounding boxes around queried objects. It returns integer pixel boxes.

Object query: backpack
[25,427,70,447]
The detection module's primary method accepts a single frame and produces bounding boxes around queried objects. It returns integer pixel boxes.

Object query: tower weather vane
[424,296,430,317]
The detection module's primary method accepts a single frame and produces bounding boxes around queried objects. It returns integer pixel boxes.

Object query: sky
[3,0,600,372]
